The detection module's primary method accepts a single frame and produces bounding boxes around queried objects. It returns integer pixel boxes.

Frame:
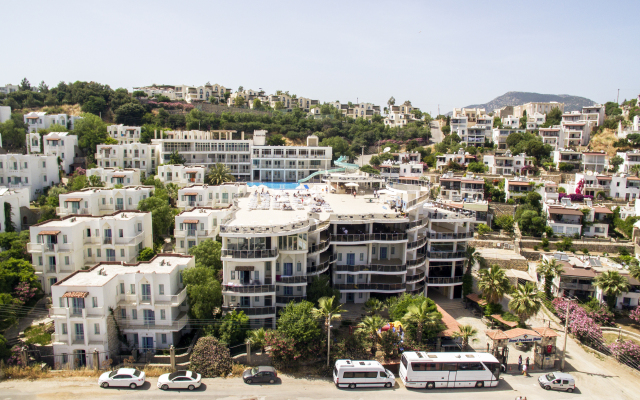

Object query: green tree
[630,265,640,282]
[312,296,345,366]
[609,155,624,172]
[274,101,285,110]
[189,336,232,377]
[182,266,222,319]
[277,300,322,348]
[115,102,146,124]
[0,119,27,151]
[234,96,245,107]
[188,239,222,275]
[248,327,266,353]
[494,215,514,233]
[136,247,156,262]
[138,192,176,238]
[252,98,262,110]
[536,258,564,298]
[467,162,487,173]
[74,113,109,155]
[132,90,147,98]
[20,78,31,91]
[168,150,186,165]
[364,298,386,316]
[508,282,543,326]
[360,164,380,174]
[306,275,340,304]
[81,95,107,115]
[518,209,546,236]
[593,270,630,309]
[357,315,387,356]
[477,224,491,236]
[402,299,443,343]
[0,258,40,294]
[452,325,478,349]
[266,134,286,146]
[464,246,484,275]
[205,163,235,185]
[477,265,511,304]
[216,310,249,346]
[320,136,353,160]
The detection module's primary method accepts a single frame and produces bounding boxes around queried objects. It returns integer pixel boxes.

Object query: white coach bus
[333,359,396,389]
[399,352,502,389]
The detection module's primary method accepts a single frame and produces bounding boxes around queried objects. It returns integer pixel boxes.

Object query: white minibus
[399,351,502,389]
[333,359,395,389]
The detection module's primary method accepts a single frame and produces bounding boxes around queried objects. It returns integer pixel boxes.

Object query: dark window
[401,355,408,369]
[365,372,377,378]
[442,363,458,371]
[343,372,354,378]
[562,380,569,384]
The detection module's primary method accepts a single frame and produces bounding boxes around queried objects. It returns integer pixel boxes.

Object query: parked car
[243,366,277,384]
[99,368,146,389]
[538,372,576,392]
[157,370,202,390]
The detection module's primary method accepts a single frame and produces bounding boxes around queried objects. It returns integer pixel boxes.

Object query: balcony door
[283,263,293,276]
[142,336,153,350]
[116,198,124,210]
[240,296,250,307]
[141,284,151,301]
[74,323,84,341]
[143,309,155,327]
[71,298,85,315]
[379,248,387,260]
[346,253,356,265]
[106,249,116,262]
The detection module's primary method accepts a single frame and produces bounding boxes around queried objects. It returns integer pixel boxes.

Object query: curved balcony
[307,254,336,276]
[425,250,466,260]
[407,235,427,250]
[308,220,330,233]
[426,209,476,222]
[409,282,425,294]
[221,306,276,316]
[308,237,331,255]
[331,233,407,244]
[276,275,308,284]
[276,295,306,304]
[335,264,407,274]
[221,248,279,259]
[426,276,464,285]
[222,284,276,294]
[425,231,473,240]
[407,254,427,268]
[406,271,426,284]
[407,217,428,231]
[333,283,406,293]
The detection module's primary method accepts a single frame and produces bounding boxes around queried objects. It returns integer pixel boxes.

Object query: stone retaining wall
[484,258,529,271]
[520,239,634,254]
[469,239,515,249]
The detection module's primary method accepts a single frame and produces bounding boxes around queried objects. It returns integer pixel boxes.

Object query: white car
[157,370,202,390]
[99,368,146,389]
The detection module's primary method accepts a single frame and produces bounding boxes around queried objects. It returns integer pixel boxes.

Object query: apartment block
[177,183,248,210]
[581,152,608,173]
[526,112,546,130]
[502,115,519,129]
[379,152,423,179]
[452,108,486,123]
[132,85,176,99]
[616,150,640,174]
[483,151,534,176]
[173,83,230,103]
[57,186,154,217]
[96,143,158,176]
[581,104,606,127]
[492,128,524,150]
[108,125,142,144]
[50,254,194,368]
[0,105,10,123]
[513,102,564,118]
[0,187,29,232]
[438,174,485,202]
[28,211,153,294]
[0,84,19,94]
[436,150,477,171]
[23,112,81,133]
[42,132,78,174]
[504,178,536,201]
[560,119,591,146]
[543,198,611,238]
[538,127,563,150]
[86,168,142,188]
[0,154,60,200]
[575,172,640,201]
[384,101,420,127]
[329,102,381,120]
[175,207,233,253]
[553,149,583,171]
[157,164,206,187]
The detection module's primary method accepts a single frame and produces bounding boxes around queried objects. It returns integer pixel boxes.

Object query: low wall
[233,351,272,366]
[489,203,517,216]
[484,258,528,271]
[520,251,542,261]
[469,239,515,249]
[520,239,634,254]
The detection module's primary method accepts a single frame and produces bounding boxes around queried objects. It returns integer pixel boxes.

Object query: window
[63,235,67,243]
[138,223,142,231]
[132,309,137,320]
[231,271,236,279]
[130,284,135,294]
[87,248,92,257]
[161,334,167,344]
[359,293,363,298]
[119,229,123,237]
[159,284,164,295]
[39,256,43,265]
[96,249,101,258]
[338,253,342,261]
[59,297,65,307]
[64,256,69,265]
[120,309,126,318]
[94,323,100,334]
[360,253,364,261]
[296,262,301,272]
[62,323,67,334]
[92,297,98,308]
[391,247,395,255]
[458,362,484,371]
[120,249,124,257]
[160,310,166,320]
[44,175,47,182]
[372,246,376,255]
[120,283,125,294]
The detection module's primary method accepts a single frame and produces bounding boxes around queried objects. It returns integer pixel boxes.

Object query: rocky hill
[465,91,596,113]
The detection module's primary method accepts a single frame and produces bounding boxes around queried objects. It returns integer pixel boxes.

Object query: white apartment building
[502,115,520,129]
[544,198,611,238]
[108,125,142,144]
[57,186,155,217]
[132,85,176,99]
[0,154,60,200]
[0,187,30,232]
[41,132,78,174]
[157,164,206,187]
[504,177,536,201]
[616,150,640,174]
[438,174,485,202]
[492,128,524,150]
[435,150,478,171]
[384,101,421,127]
[575,172,640,201]
[452,108,486,123]
[174,83,230,103]
[0,105,10,123]
[50,254,194,368]
[483,151,534,176]
[581,105,606,127]
[29,211,153,294]
[0,84,19,94]
[175,207,232,253]
[379,152,423,179]
[86,168,142,188]
[526,112,546,130]
[329,102,381,119]
[513,102,564,118]
[560,118,591,146]
[177,183,248,210]
[581,152,608,173]
[23,112,81,133]
[451,114,491,146]
[95,143,158,177]
[538,127,563,150]
[553,149,583,171]
[228,89,263,107]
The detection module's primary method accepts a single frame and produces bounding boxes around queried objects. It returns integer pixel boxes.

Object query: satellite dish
[586,171,593,175]
[383,147,391,153]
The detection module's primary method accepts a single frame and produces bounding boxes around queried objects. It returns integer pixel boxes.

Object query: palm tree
[630,265,640,282]
[247,327,266,353]
[536,258,564,299]
[364,298,386,316]
[205,163,235,186]
[401,299,442,343]
[508,283,543,326]
[593,270,630,309]
[312,296,346,367]
[452,325,478,349]
[357,315,387,356]
[464,246,484,275]
[477,265,512,305]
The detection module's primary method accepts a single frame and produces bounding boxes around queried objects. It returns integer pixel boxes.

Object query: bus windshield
[484,362,501,379]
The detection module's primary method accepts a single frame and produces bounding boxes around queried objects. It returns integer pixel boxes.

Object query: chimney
[241,131,244,140]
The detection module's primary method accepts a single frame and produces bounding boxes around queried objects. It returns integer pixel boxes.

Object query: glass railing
[275,295,307,304]
[276,275,307,284]
[406,272,426,284]
[221,306,275,316]
[425,250,467,259]
[331,233,407,242]
[222,284,276,293]
[222,249,279,259]
[335,264,407,273]
[426,276,464,284]
[333,283,406,291]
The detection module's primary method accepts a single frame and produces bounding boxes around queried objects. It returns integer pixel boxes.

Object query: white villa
[57,186,155,217]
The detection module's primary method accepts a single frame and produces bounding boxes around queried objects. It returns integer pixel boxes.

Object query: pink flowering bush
[608,340,640,369]
[587,304,615,326]
[630,307,640,324]
[7,345,24,366]
[264,330,301,370]
[13,282,37,305]
[552,298,603,346]
[558,193,593,202]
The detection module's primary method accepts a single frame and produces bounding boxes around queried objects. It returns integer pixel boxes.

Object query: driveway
[430,120,444,144]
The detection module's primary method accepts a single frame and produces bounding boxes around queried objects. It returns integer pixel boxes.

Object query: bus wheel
[349,383,356,389]
[426,382,435,389]
[475,381,484,388]
[384,382,392,388]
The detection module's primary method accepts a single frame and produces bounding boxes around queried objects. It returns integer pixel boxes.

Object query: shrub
[552,298,603,346]
[380,330,401,361]
[630,307,640,324]
[462,273,473,296]
[189,336,232,377]
[476,224,491,236]
[609,340,640,368]
[533,245,539,251]
[264,330,301,370]
[483,302,503,316]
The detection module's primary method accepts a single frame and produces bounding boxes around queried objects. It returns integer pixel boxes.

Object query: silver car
[538,372,576,392]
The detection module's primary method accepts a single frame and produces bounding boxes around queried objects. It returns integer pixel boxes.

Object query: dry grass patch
[1,364,172,381]
[229,363,248,378]
[589,128,618,157]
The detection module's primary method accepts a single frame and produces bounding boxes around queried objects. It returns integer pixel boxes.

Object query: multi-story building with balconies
[483,151,534,176]
[157,164,207,187]
[552,149,583,171]
[617,150,640,174]
[575,172,640,202]
[581,152,608,173]
[384,101,420,127]
[513,102,564,118]
[29,211,153,294]
[50,254,194,368]
[42,132,78,174]
[436,150,477,171]
[328,102,381,120]
[543,197,611,238]
[0,154,60,200]
[23,112,82,133]
[173,83,230,103]
[560,120,591,146]
[0,186,29,232]
[57,186,154,217]
[108,125,142,144]
[538,127,563,150]
[438,174,485,202]
[96,143,158,177]
[85,167,142,188]
[492,128,525,150]
[501,115,519,129]
[174,207,233,253]
[176,183,248,210]
[452,107,486,123]
[504,177,536,201]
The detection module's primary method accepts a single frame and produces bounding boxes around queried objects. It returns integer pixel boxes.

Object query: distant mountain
[464,91,596,113]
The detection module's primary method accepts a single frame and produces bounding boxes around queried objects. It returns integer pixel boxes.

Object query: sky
[1,0,639,114]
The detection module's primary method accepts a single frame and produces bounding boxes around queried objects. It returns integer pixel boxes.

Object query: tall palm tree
[477,265,512,305]
[357,315,387,356]
[312,296,346,366]
[205,163,235,186]
[247,327,266,353]
[630,265,640,282]
[594,270,630,309]
[401,299,442,343]
[464,246,484,275]
[364,298,386,316]
[452,325,478,349]
[536,258,564,299]
[508,283,543,326]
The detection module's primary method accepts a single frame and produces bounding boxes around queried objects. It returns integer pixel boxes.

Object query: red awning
[38,230,61,235]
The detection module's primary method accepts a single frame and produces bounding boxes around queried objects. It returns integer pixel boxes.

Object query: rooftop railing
[222,284,276,294]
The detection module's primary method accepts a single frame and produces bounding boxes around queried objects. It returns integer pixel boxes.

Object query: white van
[538,372,576,392]
[333,359,395,389]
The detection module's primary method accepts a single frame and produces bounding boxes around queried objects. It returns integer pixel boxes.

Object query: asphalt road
[430,120,444,144]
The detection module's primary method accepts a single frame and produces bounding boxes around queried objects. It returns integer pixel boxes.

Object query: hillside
[465,91,596,113]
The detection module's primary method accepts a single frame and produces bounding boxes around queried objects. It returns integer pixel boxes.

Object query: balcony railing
[221,249,279,259]
[406,272,426,284]
[407,254,427,267]
[308,237,330,254]
[222,284,276,294]
[335,264,407,273]
[426,276,464,284]
[156,287,188,305]
[408,235,427,249]
[276,295,307,304]
[334,283,406,291]
[221,306,276,316]
[187,229,197,237]
[306,254,337,275]
[425,250,467,259]
[425,231,473,240]
[103,237,113,244]
[331,233,407,242]
[409,282,425,294]
[559,282,593,290]
[276,275,308,284]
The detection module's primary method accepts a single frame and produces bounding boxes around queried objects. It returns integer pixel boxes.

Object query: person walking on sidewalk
[525,356,530,371]
[518,355,522,371]
[522,363,528,377]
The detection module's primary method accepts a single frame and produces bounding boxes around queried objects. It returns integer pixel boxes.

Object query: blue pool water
[246,182,302,190]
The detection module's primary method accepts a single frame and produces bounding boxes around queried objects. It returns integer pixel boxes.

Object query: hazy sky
[2,0,638,113]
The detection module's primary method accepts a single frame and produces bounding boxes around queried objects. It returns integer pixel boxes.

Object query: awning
[596,176,612,180]
[26,116,39,119]
[345,182,359,187]
[509,181,531,186]
[548,207,584,216]
[491,314,518,328]
[112,174,126,178]
[38,230,61,235]
[62,291,89,298]
[183,219,199,224]
[235,266,255,271]
[64,198,82,202]
[46,138,61,141]
[466,293,487,306]
[506,269,536,282]
[593,206,613,214]
[185,171,198,174]
[183,193,198,196]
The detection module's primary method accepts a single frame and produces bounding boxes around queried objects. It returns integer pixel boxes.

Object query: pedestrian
[525,356,530,370]
[522,363,528,377]
[518,355,522,371]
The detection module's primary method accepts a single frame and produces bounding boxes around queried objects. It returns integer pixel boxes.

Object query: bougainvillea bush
[587,303,615,326]
[552,298,603,346]
[630,307,640,324]
[264,330,300,370]
[189,336,232,377]
[608,340,640,369]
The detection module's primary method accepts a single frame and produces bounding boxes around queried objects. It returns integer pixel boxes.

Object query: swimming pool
[246,182,303,190]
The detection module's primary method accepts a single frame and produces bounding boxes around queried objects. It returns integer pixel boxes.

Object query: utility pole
[361,146,365,166]
[326,317,332,367]
[617,89,620,105]
[438,104,440,116]
[560,298,574,371]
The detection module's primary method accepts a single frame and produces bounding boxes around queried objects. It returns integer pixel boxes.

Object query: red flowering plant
[608,340,640,369]
[552,298,604,347]
[264,330,301,370]
[630,307,640,324]
[13,282,37,305]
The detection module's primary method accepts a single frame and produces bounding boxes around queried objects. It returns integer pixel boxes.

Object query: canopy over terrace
[485,327,559,370]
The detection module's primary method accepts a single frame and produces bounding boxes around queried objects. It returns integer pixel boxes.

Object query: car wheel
[385,382,392,388]
[101,382,109,388]
[476,381,484,388]
[188,385,195,391]
[426,382,435,389]
[567,388,574,393]
[161,384,168,390]
[269,379,275,384]
[246,379,252,384]
[349,383,356,389]
[129,383,137,389]
[544,385,551,390]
